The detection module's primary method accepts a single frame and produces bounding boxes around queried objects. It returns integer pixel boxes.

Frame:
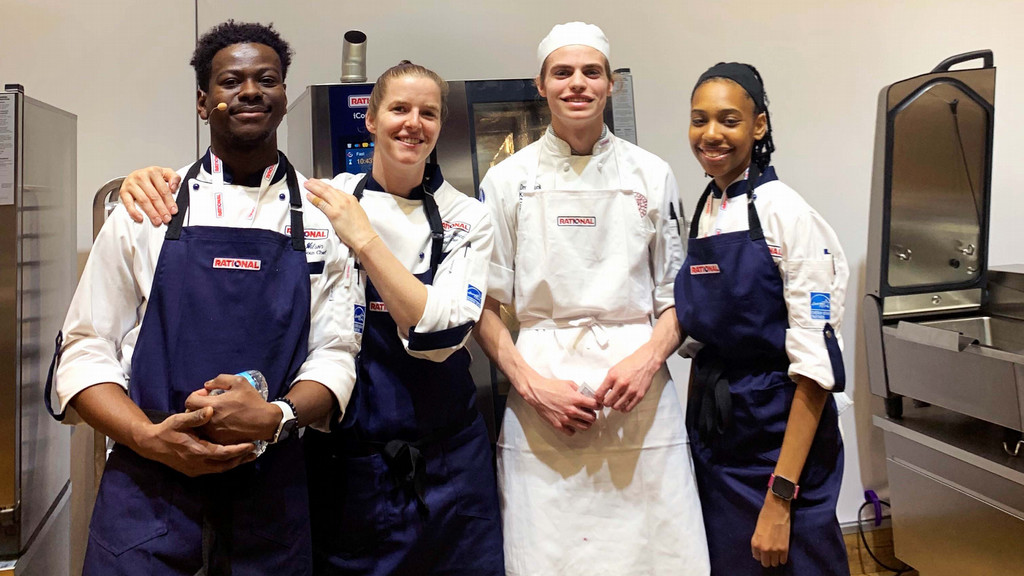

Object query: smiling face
[366,75,442,170]
[537,45,613,133]
[199,42,286,152]
[689,78,767,190]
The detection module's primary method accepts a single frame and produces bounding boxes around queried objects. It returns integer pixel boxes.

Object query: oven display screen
[344,141,374,174]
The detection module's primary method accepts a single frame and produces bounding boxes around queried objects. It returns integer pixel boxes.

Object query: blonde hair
[367,60,450,122]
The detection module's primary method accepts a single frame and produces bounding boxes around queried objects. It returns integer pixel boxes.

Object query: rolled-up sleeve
[54,207,150,420]
[780,208,849,391]
[403,199,494,362]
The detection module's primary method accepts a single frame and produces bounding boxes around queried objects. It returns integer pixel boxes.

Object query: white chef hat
[537,22,611,69]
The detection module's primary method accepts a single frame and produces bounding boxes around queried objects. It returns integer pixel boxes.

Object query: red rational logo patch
[213,258,261,271]
[285,227,330,239]
[690,264,721,275]
[369,301,388,312]
[557,216,596,227]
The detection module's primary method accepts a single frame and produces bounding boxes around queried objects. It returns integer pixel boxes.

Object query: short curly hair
[191,20,293,91]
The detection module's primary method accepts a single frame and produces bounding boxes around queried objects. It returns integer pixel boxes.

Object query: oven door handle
[931,49,994,73]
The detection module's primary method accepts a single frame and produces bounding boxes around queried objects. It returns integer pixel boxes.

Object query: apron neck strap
[166,155,305,251]
[745,164,765,242]
[283,158,305,251]
[688,163,766,242]
[165,160,203,241]
[352,165,445,276]
[689,181,715,239]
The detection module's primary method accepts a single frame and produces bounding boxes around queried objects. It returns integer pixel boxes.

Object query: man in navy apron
[47,21,358,576]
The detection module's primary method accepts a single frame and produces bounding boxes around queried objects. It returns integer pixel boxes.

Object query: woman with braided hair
[674,62,851,575]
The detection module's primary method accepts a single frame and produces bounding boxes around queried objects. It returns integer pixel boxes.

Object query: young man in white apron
[474,22,710,576]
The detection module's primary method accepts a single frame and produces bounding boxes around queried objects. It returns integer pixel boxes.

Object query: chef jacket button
[562,163,570,172]
[597,162,604,171]
[192,182,200,190]
[279,193,286,201]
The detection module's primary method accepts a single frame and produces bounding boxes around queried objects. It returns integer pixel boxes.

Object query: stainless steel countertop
[874,406,1024,485]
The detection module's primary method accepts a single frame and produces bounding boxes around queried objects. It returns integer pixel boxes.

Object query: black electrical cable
[857,500,913,575]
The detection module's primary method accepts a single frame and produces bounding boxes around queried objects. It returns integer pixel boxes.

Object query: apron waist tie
[379,440,429,518]
[693,361,732,441]
[567,317,609,350]
[348,412,478,518]
[692,356,791,441]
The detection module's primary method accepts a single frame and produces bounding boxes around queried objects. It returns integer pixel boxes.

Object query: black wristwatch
[768,473,800,501]
[270,398,299,444]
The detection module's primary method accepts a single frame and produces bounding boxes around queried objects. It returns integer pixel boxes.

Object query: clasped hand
[522,375,600,437]
[593,344,659,413]
[184,374,278,445]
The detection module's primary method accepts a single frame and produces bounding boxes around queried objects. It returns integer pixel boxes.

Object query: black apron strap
[745,164,765,242]
[352,165,445,277]
[422,193,444,277]
[381,440,429,517]
[421,164,445,277]
[688,182,715,239]
[167,155,304,251]
[691,164,766,242]
[693,358,732,440]
[282,156,305,251]
[44,331,65,421]
[166,160,203,240]
[352,172,370,201]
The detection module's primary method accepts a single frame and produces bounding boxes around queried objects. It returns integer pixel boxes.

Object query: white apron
[497,142,710,576]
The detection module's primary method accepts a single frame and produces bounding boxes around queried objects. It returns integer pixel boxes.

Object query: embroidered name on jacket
[690,264,721,275]
[213,258,261,270]
[557,216,596,227]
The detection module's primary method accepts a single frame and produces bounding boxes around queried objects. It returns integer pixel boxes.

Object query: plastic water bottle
[210,370,269,456]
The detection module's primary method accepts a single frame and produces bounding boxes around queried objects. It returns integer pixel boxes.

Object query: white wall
[5,0,1024,526]
[0,0,198,251]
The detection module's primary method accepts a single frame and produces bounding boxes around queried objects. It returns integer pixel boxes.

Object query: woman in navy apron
[302,61,503,576]
[674,63,851,575]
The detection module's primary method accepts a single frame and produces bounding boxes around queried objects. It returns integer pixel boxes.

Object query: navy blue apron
[304,166,503,576]
[674,166,848,576]
[77,156,314,576]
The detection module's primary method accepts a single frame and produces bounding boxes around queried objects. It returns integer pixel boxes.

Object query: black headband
[693,62,765,110]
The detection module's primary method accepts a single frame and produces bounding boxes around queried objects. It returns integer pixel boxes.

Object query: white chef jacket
[482,126,684,321]
[54,156,360,427]
[693,171,850,390]
[325,172,493,361]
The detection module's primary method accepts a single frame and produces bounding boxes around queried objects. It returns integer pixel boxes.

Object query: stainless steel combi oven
[862,51,1024,575]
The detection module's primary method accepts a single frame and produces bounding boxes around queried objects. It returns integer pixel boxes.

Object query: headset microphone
[204,102,228,124]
